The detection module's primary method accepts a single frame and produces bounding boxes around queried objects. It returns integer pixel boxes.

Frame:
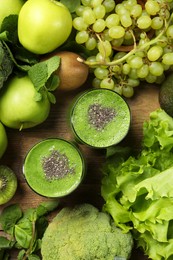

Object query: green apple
[0,122,8,158]
[18,0,72,54]
[0,75,51,130]
[0,0,24,30]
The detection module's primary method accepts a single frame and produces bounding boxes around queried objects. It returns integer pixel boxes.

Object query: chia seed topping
[42,149,75,180]
[88,103,116,131]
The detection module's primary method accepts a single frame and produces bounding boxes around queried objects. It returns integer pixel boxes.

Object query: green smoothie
[23,138,85,197]
[70,89,131,148]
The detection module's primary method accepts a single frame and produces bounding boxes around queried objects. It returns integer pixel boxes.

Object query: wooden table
[0,80,160,259]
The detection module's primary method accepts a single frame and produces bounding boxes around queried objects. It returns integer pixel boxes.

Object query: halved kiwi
[0,165,17,205]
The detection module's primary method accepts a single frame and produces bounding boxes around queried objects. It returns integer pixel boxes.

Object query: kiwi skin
[0,165,17,205]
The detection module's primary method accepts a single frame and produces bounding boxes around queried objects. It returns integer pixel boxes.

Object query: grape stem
[81,13,173,68]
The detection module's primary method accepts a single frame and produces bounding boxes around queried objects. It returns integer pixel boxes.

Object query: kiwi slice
[0,165,17,205]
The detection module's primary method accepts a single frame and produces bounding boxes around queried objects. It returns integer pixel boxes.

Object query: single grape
[75,31,89,44]
[166,25,173,39]
[103,0,116,13]
[114,51,126,60]
[73,17,88,31]
[157,35,168,47]
[120,13,132,27]
[92,77,101,88]
[145,73,157,83]
[149,61,164,76]
[96,53,110,63]
[130,4,142,18]
[122,63,131,75]
[137,64,149,78]
[122,85,134,98]
[93,4,106,19]
[162,53,173,65]
[128,56,143,69]
[83,8,96,25]
[105,14,120,28]
[94,67,109,79]
[163,45,173,54]
[102,29,113,41]
[151,16,164,30]
[137,15,152,29]
[86,56,97,68]
[98,40,112,57]
[112,65,122,74]
[128,68,138,79]
[91,0,103,8]
[127,78,140,87]
[81,0,91,6]
[108,26,125,39]
[115,4,129,16]
[111,37,124,47]
[75,5,85,16]
[145,0,160,15]
[114,84,123,95]
[147,45,163,61]
[100,78,115,89]
[85,37,97,50]
[92,18,106,33]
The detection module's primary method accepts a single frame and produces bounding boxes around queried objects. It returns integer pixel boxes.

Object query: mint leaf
[46,74,60,91]
[0,237,15,249]
[47,92,56,104]
[0,204,22,234]
[28,56,60,92]
[0,15,18,44]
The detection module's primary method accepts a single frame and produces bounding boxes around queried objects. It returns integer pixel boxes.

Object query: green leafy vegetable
[0,200,59,260]
[0,40,14,89]
[101,108,173,260]
[28,56,60,104]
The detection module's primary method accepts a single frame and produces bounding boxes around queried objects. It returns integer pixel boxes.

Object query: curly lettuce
[101,108,173,260]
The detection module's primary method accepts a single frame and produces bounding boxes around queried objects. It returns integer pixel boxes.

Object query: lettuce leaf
[101,108,173,260]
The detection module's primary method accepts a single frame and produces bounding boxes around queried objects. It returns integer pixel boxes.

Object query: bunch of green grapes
[72,0,173,97]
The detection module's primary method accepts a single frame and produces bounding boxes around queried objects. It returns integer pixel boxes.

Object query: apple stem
[19,124,23,131]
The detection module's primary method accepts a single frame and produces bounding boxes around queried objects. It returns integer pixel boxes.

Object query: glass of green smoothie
[69,88,131,148]
[23,138,85,198]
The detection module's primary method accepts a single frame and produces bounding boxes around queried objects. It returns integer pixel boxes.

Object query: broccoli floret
[0,41,13,89]
[41,203,133,260]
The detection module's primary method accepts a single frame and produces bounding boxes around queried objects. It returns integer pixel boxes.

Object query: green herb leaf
[60,0,80,13]
[47,92,56,104]
[15,223,33,249]
[28,56,60,92]
[0,15,18,44]
[17,249,25,260]
[0,237,15,249]
[28,254,40,260]
[35,217,48,239]
[36,200,59,217]
[46,74,60,91]
[0,204,22,234]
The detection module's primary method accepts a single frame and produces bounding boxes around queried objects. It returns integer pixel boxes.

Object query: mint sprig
[28,55,61,104]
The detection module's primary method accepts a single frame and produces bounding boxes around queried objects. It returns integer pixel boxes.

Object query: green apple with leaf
[0,75,51,130]
[0,0,24,30]
[0,122,8,158]
[18,0,72,54]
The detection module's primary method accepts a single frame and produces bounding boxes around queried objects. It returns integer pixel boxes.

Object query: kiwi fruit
[0,165,17,205]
